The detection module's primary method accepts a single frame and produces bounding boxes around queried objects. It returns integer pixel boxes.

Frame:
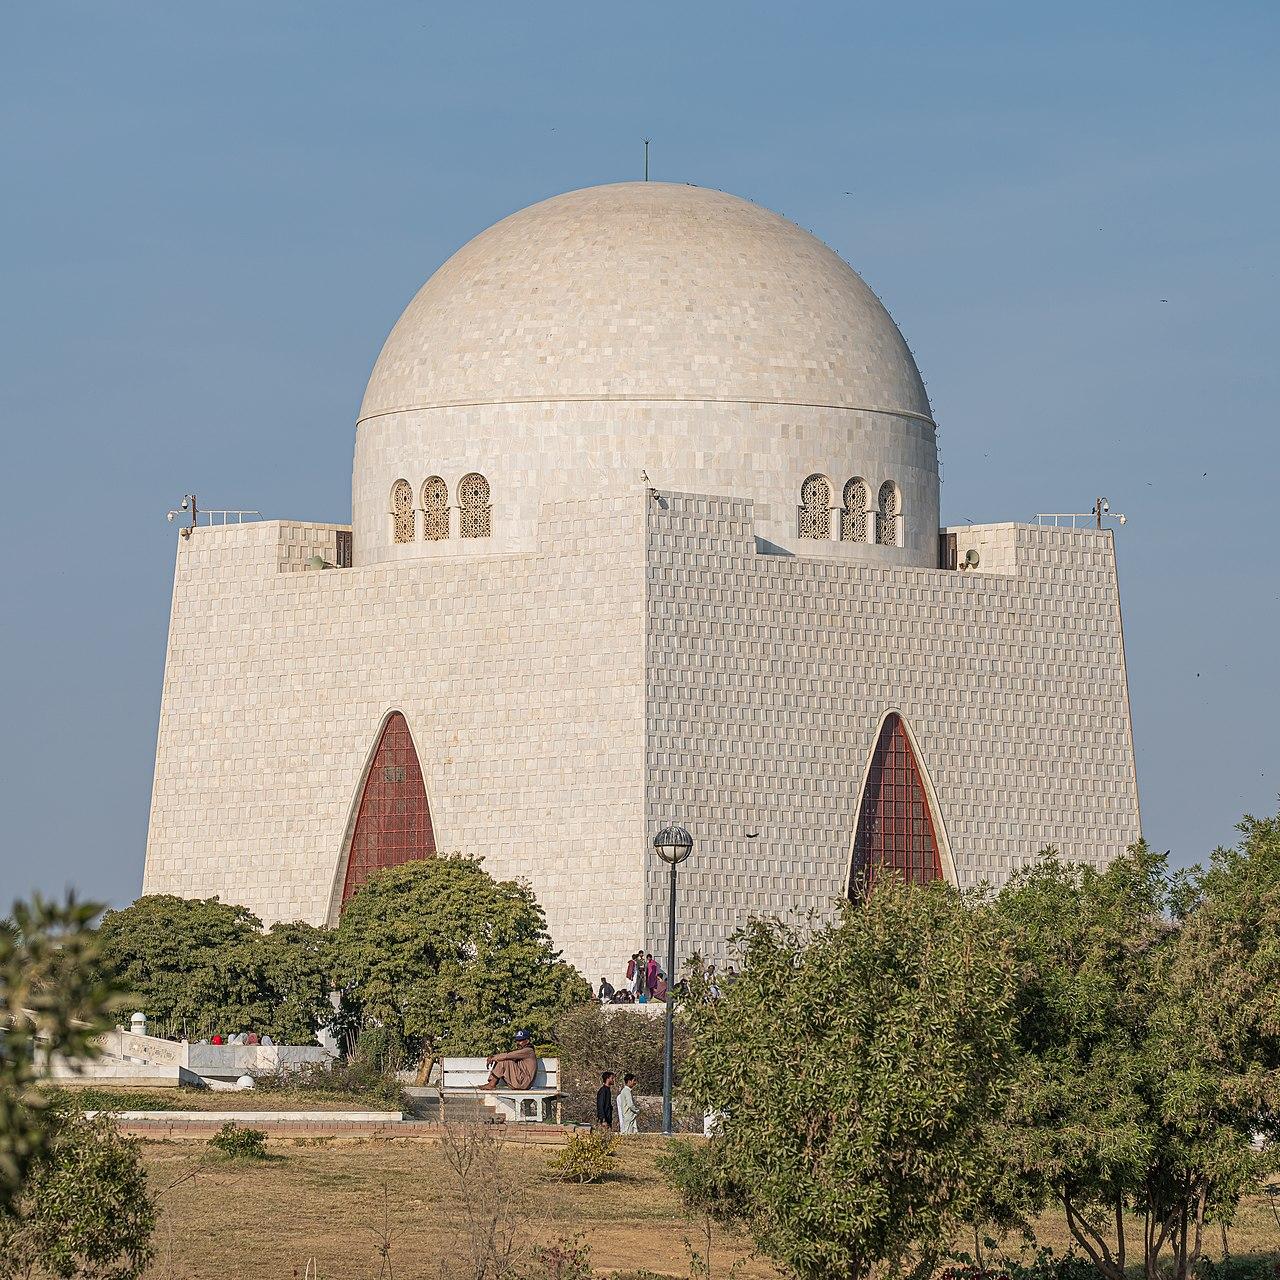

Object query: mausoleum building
[143,182,1141,979]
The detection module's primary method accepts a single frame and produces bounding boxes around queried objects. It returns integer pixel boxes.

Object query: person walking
[645,952,659,999]
[617,1072,639,1135]
[595,1071,616,1129]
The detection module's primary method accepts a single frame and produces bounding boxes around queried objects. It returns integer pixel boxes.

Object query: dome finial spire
[643,138,650,182]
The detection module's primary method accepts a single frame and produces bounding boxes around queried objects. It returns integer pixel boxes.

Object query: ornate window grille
[841,477,870,542]
[877,481,901,547]
[391,479,415,544]
[340,711,437,906]
[458,472,491,538]
[849,713,942,897]
[421,476,450,541]
[799,475,831,539]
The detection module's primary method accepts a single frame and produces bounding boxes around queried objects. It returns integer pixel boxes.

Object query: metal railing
[1029,513,1097,528]
[197,509,261,525]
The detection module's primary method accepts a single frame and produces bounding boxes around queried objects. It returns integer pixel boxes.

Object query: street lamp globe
[653,824,693,865]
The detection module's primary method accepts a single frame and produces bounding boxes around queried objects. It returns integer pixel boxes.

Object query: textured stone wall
[643,492,1140,967]
[144,500,648,981]
[353,401,939,569]
[145,490,1139,989]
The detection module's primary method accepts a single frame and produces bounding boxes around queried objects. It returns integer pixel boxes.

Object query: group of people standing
[594,1070,640,1134]
[596,950,667,1004]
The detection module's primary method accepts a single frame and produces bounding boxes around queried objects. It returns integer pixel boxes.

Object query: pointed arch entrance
[339,711,436,906]
[849,713,945,896]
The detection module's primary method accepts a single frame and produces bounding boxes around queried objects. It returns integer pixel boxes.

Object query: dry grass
[144,1133,768,1279]
[140,1136,1280,1280]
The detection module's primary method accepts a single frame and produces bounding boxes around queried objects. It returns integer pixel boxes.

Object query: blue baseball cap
[514,1028,531,1041]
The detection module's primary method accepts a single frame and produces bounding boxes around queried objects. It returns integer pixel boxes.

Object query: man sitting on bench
[479,1028,537,1091]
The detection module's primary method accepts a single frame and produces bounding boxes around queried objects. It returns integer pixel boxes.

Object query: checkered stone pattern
[643,493,1140,969]
[143,501,649,983]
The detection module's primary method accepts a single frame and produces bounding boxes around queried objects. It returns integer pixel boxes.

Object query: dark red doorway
[340,712,436,905]
[850,713,942,896]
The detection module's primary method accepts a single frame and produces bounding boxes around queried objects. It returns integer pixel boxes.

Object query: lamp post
[652,823,693,1136]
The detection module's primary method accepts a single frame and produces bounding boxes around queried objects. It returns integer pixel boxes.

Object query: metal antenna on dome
[643,138,650,181]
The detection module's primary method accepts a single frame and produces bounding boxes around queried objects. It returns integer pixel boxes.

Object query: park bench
[439,1056,561,1123]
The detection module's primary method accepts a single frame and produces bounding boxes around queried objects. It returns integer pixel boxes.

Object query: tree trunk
[1063,1190,1124,1280]
[1116,1191,1126,1277]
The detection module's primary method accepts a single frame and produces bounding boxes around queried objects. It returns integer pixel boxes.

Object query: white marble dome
[359,182,930,420]
[353,182,940,567]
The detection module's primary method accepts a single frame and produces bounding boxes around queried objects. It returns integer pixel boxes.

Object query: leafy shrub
[941,1247,1100,1280]
[1196,1260,1280,1280]
[208,1121,268,1160]
[252,1056,404,1106]
[531,1234,595,1279]
[0,1109,155,1280]
[546,1129,618,1184]
[555,1001,689,1124]
[47,1086,178,1113]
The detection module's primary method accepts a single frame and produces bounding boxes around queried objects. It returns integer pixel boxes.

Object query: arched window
[391,479,415,544]
[458,473,491,538]
[799,475,831,539]
[841,478,870,543]
[849,713,942,897]
[340,711,436,906]
[421,476,449,541]
[877,481,901,547]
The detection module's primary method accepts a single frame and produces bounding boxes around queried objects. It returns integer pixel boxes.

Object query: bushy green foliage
[939,1250,1098,1280]
[0,893,121,1214]
[676,878,1017,1280]
[332,857,589,1054]
[555,1000,686,1121]
[95,895,334,1043]
[546,1129,618,1184]
[1195,1257,1280,1280]
[988,822,1280,1280]
[45,1087,178,1114]
[208,1121,269,1160]
[253,1049,405,1106]
[0,1108,155,1280]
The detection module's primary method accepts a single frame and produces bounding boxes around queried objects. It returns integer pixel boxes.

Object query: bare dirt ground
[140,1136,1279,1280]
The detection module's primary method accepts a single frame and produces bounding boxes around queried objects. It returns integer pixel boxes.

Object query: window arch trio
[798,474,903,546]
[388,473,492,543]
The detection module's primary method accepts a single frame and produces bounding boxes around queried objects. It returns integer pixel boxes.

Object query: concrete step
[403,1089,501,1124]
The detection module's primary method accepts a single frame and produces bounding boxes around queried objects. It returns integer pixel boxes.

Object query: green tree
[0,894,120,1214]
[258,920,337,1044]
[332,858,589,1055]
[1153,814,1280,1273]
[95,895,333,1042]
[676,878,1017,1280]
[990,827,1280,1280]
[0,1108,155,1280]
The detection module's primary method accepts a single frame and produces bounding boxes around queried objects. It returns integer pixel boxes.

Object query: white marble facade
[143,182,1140,981]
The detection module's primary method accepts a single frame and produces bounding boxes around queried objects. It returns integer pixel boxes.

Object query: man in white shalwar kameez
[617,1073,639,1134]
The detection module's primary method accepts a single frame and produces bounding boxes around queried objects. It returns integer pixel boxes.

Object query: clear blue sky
[2,1,1277,909]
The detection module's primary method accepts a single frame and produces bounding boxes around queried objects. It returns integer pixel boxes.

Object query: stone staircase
[402,1088,501,1125]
